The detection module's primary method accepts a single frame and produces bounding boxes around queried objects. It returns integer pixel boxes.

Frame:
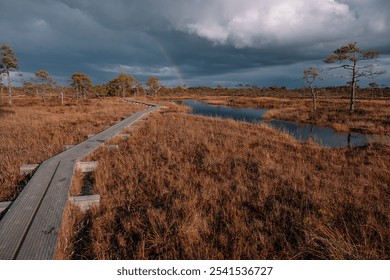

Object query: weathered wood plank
[69,195,100,213]
[20,164,40,176]
[0,105,161,260]
[116,133,130,139]
[122,99,158,108]
[106,144,119,151]
[0,201,12,213]
[16,160,74,260]
[0,159,60,260]
[63,145,75,151]
[75,161,98,173]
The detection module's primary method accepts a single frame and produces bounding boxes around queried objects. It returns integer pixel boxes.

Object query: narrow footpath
[0,102,161,259]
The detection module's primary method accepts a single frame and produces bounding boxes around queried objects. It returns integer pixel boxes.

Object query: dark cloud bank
[1,0,389,88]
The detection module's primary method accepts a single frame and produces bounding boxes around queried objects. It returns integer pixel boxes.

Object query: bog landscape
[0,41,389,260]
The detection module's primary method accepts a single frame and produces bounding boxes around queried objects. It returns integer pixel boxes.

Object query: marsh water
[182,100,374,148]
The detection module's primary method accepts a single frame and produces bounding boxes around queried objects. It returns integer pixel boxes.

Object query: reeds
[160,95,390,135]
[0,97,144,201]
[57,111,390,259]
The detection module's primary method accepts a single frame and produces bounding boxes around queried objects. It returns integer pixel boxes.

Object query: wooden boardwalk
[0,101,161,259]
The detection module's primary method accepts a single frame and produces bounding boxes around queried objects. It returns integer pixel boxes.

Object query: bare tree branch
[324,42,385,113]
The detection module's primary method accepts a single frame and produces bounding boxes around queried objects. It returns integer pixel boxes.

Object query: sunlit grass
[56,110,389,260]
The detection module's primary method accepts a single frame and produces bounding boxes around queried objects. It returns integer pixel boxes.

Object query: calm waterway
[182,100,374,148]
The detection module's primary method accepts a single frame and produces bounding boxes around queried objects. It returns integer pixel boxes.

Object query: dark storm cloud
[1,0,389,87]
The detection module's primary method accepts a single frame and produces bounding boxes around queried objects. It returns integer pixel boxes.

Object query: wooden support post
[0,201,12,214]
[117,133,130,140]
[75,161,98,173]
[106,144,119,151]
[20,164,40,176]
[68,195,100,213]
[63,145,75,151]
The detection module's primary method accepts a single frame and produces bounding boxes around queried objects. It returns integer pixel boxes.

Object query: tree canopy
[0,44,18,104]
[70,72,93,101]
[34,69,55,102]
[324,42,384,112]
[303,66,321,111]
[146,76,161,96]
[107,72,135,97]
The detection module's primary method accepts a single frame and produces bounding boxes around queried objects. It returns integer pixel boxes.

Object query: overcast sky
[1,0,389,88]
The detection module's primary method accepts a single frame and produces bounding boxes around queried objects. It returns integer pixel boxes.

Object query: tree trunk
[0,74,3,105]
[41,86,46,103]
[311,87,317,112]
[350,51,357,113]
[350,77,356,113]
[6,70,12,105]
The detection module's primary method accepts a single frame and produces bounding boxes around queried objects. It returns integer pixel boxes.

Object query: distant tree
[0,44,18,104]
[324,42,385,113]
[303,66,322,111]
[56,85,65,105]
[146,76,161,96]
[33,69,55,103]
[0,66,4,105]
[107,72,134,97]
[133,79,143,96]
[369,82,378,100]
[70,72,92,101]
[93,84,108,97]
[23,81,36,96]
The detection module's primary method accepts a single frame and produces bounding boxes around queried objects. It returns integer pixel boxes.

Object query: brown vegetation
[0,97,144,201]
[157,95,390,135]
[56,110,390,260]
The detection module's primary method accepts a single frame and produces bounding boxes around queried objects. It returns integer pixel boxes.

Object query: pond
[181,99,375,148]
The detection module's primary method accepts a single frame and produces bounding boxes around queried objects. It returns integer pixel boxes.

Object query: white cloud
[99,64,177,77]
[163,0,361,48]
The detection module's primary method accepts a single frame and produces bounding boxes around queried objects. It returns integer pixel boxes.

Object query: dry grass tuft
[159,95,390,135]
[0,97,144,201]
[57,111,390,259]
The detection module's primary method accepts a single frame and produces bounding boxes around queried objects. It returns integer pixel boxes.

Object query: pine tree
[0,44,18,104]
[70,72,93,101]
[324,42,384,113]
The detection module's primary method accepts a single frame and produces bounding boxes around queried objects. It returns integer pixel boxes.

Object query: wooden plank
[0,201,12,213]
[69,195,100,213]
[116,133,130,139]
[16,160,74,260]
[106,144,119,151]
[63,145,75,151]
[0,159,60,260]
[75,161,98,173]
[0,105,161,260]
[122,99,158,108]
[20,164,40,176]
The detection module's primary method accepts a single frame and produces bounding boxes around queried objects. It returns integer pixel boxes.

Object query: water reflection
[183,100,371,148]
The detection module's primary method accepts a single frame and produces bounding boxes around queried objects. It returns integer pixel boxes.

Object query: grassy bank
[0,97,144,201]
[157,95,390,135]
[56,110,390,259]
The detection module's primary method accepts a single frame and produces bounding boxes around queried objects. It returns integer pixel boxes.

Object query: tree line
[1,42,386,112]
[0,43,163,105]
